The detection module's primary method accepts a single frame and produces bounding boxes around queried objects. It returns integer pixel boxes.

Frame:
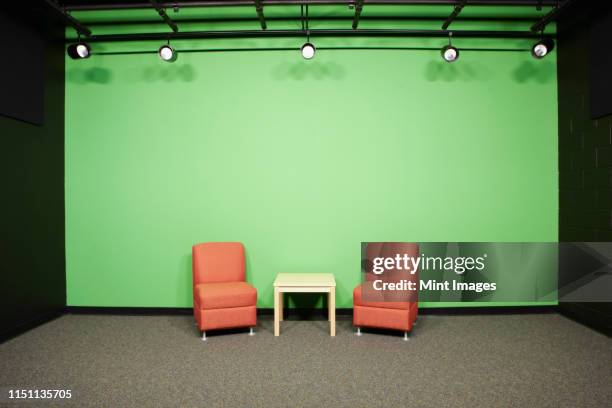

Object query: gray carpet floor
[0,313,610,408]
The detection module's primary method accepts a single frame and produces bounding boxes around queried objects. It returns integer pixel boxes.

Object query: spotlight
[67,42,91,59]
[441,45,459,63]
[531,38,554,59]
[158,44,177,62]
[301,42,316,60]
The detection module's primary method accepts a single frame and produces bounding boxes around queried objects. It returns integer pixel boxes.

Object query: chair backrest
[192,242,245,284]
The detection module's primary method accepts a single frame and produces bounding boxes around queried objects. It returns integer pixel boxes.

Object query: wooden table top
[273,273,336,287]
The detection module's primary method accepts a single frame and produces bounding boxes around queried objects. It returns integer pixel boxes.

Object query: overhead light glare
[159,44,177,62]
[67,42,91,59]
[441,45,459,63]
[301,42,316,60]
[531,38,554,59]
[441,31,459,63]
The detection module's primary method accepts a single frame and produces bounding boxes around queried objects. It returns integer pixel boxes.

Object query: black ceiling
[60,0,559,11]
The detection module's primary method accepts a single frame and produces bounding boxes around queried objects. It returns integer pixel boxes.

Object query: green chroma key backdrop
[65,7,558,308]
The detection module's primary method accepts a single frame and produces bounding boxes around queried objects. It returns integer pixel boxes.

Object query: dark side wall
[0,7,66,339]
[557,3,612,335]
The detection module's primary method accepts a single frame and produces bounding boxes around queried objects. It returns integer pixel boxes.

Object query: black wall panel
[589,8,612,119]
[557,4,612,336]
[0,11,44,125]
[0,8,66,340]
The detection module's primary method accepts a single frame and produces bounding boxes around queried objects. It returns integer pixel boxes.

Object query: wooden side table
[273,273,336,337]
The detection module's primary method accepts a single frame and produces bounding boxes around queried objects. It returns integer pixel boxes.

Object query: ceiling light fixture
[300,5,315,60]
[67,42,91,59]
[441,32,459,63]
[531,38,554,59]
[159,40,177,62]
[301,42,316,60]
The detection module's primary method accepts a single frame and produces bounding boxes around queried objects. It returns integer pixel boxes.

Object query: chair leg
[355,327,362,336]
[201,331,207,341]
[249,327,255,336]
[403,331,409,341]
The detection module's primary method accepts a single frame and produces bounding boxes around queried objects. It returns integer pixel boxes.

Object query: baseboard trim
[66,305,558,317]
[67,306,193,315]
[258,306,559,316]
[418,305,559,315]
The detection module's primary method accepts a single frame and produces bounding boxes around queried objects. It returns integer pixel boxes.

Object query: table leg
[279,292,284,321]
[329,287,336,337]
[274,287,280,336]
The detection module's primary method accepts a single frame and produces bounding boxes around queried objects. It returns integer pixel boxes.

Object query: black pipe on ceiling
[91,46,534,56]
[254,0,268,29]
[43,0,92,36]
[81,16,543,26]
[441,0,467,30]
[75,28,554,43]
[352,0,365,30]
[531,0,574,33]
[149,0,179,32]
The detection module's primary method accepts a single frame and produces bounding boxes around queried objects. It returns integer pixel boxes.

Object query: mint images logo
[372,253,487,276]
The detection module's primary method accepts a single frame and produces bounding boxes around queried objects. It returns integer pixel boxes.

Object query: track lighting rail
[62,0,558,62]
[58,0,566,42]
[92,45,537,56]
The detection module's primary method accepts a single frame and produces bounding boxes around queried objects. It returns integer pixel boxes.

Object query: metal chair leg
[249,327,255,336]
[403,331,409,341]
[201,331,207,341]
[355,327,362,336]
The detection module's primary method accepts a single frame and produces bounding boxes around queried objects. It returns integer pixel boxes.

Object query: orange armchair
[192,242,257,340]
[353,243,419,341]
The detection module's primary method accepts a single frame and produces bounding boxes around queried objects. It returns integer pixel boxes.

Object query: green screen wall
[65,7,558,308]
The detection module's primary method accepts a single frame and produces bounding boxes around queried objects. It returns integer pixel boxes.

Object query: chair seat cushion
[353,284,412,310]
[195,282,257,310]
